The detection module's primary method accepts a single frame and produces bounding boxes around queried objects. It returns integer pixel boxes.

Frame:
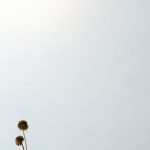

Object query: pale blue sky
[0,0,150,150]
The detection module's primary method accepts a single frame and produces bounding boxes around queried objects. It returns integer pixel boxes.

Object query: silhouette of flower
[16,120,29,150]
[15,136,24,146]
[18,120,28,130]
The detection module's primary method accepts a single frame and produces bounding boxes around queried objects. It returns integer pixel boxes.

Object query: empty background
[0,0,150,150]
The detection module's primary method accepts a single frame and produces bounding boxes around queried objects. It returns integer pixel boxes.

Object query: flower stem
[21,144,25,150]
[23,130,27,150]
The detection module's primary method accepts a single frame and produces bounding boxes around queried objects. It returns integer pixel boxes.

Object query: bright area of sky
[0,0,150,150]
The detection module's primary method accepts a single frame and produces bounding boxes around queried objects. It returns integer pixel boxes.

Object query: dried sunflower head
[15,136,24,146]
[18,120,28,130]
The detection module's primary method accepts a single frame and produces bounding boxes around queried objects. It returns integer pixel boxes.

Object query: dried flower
[15,136,24,146]
[18,120,28,130]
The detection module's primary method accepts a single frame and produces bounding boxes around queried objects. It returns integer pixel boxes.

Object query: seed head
[18,120,28,130]
[15,136,24,146]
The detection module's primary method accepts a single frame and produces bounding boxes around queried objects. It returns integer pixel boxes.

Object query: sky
[0,0,150,150]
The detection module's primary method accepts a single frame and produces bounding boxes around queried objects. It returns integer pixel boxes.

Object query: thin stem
[23,130,27,150]
[21,144,25,150]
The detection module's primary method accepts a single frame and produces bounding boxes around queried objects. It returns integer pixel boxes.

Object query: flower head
[15,136,24,146]
[18,120,28,130]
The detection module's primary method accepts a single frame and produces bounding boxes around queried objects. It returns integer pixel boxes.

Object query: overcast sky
[0,0,150,150]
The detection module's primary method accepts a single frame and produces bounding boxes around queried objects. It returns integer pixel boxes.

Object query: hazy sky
[0,0,150,150]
